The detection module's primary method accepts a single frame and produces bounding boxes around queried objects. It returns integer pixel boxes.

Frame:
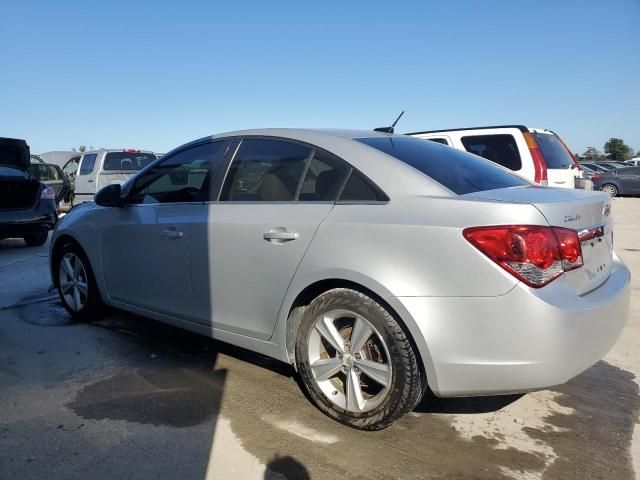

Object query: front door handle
[263,228,298,243]
[161,229,184,239]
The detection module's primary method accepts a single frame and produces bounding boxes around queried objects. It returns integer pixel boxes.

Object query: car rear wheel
[56,243,102,320]
[601,183,618,197]
[295,288,423,430]
[23,231,48,246]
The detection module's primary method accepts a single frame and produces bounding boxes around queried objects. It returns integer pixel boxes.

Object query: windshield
[103,152,156,171]
[533,133,574,169]
[356,136,529,195]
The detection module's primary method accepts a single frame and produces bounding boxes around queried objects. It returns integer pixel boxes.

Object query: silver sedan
[50,129,631,429]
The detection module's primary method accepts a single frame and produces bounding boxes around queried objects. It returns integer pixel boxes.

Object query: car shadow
[414,390,523,414]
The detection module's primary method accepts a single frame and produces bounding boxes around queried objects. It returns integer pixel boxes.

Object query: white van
[73,149,156,204]
[407,125,583,188]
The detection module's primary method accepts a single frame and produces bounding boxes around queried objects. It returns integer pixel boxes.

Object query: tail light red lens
[523,132,548,185]
[40,186,56,201]
[591,174,602,181]
[463,225,583,288]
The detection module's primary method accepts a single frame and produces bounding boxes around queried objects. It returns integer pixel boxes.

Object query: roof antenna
[374,111,405,134]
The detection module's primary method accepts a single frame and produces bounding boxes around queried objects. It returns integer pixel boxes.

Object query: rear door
[190,138,349,339]
[27,163,69,203]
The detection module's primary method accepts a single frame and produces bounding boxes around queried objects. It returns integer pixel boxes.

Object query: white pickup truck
[73,149,156,204]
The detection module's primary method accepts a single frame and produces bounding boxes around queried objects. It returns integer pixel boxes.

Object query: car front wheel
[295,288,424,430]
[56,243,102,320]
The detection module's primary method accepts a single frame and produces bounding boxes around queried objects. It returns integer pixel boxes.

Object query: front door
[618,167,640,194]
[101,140,229,319]
[190,138,350,339]
[73,152,99,203]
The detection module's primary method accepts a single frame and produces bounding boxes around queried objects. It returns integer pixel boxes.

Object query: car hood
[0,137,30,171]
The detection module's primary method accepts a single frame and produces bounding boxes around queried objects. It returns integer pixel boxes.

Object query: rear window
[532,133,573,169]
[460,134,522,170]
[103,152,156,171]
[356,136,529,195]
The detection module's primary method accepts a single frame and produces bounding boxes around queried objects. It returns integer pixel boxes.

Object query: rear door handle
[263,229,298,243]
[161,229,184,239]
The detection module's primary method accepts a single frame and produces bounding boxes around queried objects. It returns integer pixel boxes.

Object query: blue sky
[1,0,638,154]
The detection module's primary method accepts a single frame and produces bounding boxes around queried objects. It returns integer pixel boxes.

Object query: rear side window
[339,171,388,202]
[79,154,97,175]
[356,136,529,195]
[427,138,449,145]
[299,154,350,201]
[532,133,573,169]
[104,152,156,171]
[221,139,311,201]
[460,134,522,171]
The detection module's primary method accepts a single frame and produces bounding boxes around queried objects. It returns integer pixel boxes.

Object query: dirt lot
[1,197,639,480]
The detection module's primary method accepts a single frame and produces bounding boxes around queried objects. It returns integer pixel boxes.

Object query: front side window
[298,154,350,201]
[460,134,522,171]
[78,153,97,175]
[130,141,226,204]
[357,136,528,195]
[220,139,311,201]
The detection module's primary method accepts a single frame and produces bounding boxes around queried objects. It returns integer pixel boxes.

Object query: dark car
[592,166,640,197]
[0,137,59,246]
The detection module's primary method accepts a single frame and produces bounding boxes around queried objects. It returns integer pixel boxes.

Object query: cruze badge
[564,213,582,223]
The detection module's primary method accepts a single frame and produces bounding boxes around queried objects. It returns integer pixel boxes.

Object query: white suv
[407,125,583,189]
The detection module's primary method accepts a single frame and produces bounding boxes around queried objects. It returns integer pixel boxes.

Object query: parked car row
[579,161,640,197]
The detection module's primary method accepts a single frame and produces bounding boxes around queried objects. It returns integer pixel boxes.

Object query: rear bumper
[398,256,631,397]
[0,208,57,238]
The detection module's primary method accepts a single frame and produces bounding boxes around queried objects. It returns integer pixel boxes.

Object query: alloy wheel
[601,184,618,197]
[307,309,393,413]
[58,252,88,312]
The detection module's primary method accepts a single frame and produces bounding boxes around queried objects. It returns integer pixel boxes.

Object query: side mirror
[95,184,123,207]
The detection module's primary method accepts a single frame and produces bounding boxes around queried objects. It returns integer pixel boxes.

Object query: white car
[408,125,583,189]
[50,129,630,430]
[73,149,156,204]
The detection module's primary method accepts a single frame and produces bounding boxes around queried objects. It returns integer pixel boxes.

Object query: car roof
[209,128,393,142]
[405,125,530,136]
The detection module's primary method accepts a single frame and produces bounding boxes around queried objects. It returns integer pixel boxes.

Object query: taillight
[40,187,56,201]
[591,174,602,181]
[463,225,583,288]
[523,132,548,185]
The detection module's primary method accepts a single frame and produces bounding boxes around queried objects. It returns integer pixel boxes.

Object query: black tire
[295,288,424,430]
[600,183,618,197]
[55,242,102,321]
[23,231,48,246]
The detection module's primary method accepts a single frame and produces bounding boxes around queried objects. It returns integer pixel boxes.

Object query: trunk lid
[0,166,40,210]
[0,137,30,171]
[464,186,613,294]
